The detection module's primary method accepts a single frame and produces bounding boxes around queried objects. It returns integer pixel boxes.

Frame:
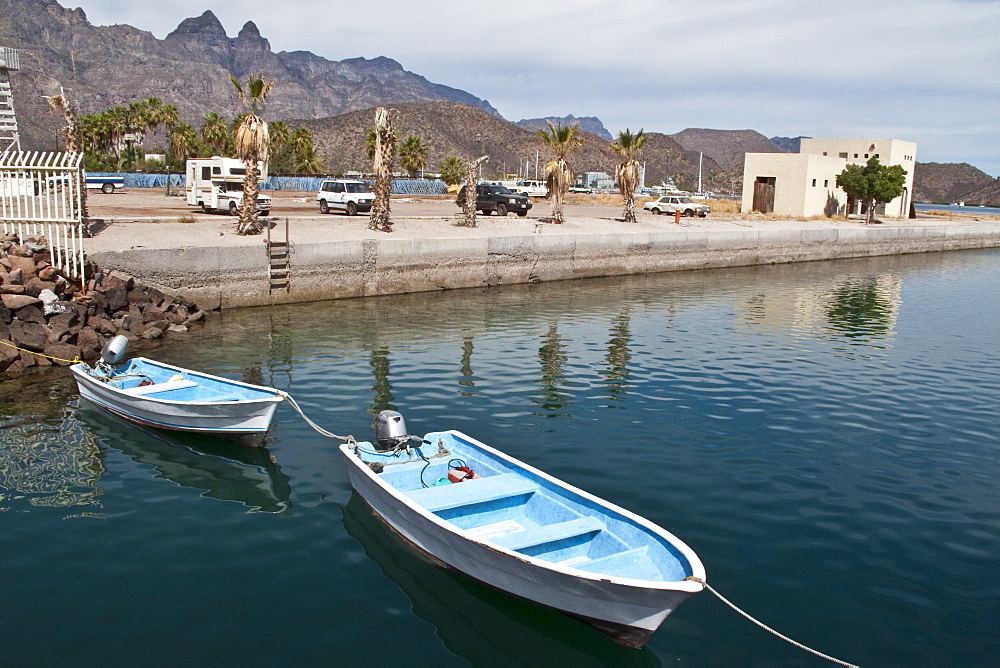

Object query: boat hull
[340,433,704,647]
[71,360,282,446]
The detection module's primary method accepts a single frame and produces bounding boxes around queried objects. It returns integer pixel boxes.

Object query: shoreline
[82,191,1000,309]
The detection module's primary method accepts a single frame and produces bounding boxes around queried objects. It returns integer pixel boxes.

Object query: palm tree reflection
[602,313,631,404]
[535,324,571,418]
[369,347,396,416]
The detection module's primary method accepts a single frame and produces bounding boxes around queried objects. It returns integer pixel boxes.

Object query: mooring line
[685,576,858,667]
[1,338,81,364]
[278,390,355,443]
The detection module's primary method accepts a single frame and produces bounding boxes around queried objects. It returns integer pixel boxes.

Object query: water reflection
[369,347,395,416]
[535,323,571,418]
[75,404,291,513]
[459,335,475,394]
[602,312,632,405]
[0,413,105,509]
[825,276,899,342]
[341,494,661,667]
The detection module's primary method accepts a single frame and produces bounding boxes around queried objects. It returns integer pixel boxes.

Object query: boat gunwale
[341,429,706,592]
[71,358,283,407]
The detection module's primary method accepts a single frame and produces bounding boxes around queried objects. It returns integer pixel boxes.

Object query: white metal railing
[1,151,86,290]
[0,46,19,71]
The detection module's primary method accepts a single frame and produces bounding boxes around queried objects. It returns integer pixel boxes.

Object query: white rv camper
[186,157,271,215]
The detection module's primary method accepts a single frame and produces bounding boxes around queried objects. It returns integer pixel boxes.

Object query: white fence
[1,151,87,288]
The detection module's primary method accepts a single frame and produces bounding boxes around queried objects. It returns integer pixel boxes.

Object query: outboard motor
[98,334,130,372]
[374,410,412,451]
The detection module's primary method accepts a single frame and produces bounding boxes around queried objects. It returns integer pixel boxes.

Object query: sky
[64,0,1000,175]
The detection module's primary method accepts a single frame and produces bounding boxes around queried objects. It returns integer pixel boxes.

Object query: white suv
[317,179,375,216]
[643,195,710,217]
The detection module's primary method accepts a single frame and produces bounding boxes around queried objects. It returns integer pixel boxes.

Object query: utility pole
[697,152,703,194]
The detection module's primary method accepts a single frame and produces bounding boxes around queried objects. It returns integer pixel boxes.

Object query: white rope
[686,577,858,667]
[277,390,355,443]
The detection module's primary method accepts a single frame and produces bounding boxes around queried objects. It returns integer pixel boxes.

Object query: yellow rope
[0,338,82,364]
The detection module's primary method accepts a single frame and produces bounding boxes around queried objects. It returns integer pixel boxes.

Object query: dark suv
[456,184,532,217]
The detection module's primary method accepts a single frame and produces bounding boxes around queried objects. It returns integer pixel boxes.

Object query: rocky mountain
[955,178,1000,207]
[912,162,996,204]
[516,115,613,141]
[769,136,810,153]
[0,0,497,150]
[669,128,786,171]
[296,102,721,189]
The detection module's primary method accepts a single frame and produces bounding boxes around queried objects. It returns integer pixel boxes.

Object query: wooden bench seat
[120,379,198,396]
[405,473,537,513]
[490,516,605,552]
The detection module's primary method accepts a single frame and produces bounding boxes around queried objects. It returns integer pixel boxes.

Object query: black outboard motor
[374,410,412,451]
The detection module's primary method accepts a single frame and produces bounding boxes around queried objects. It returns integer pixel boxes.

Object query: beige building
[741,139,916,219]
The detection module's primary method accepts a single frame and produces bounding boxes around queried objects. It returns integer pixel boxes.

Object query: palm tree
[611,128,648,223]
[536,121,583,223]
[229,73,274,235]
[369,106,397,232]
[268,120,291,173]
[295,143,325,174]
[438,155,464,187]
[365,127,378,161]
[398,135,428,178]
[44,90,89,224]
[169,123,198,165]
[201,113,229,156]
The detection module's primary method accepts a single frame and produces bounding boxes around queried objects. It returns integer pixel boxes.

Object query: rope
[0,338,81,364]
[685,576,858,667]
[277,390,355,443]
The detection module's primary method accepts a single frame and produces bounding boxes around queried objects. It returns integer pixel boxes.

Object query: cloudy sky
[67,0,999,175]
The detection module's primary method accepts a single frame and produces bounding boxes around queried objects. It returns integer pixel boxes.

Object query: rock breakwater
[1,232,204,379]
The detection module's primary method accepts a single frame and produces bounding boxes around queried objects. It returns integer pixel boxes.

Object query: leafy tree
[230,73,274,235]
[398,135,428,177]
[438,155,465,186]
[295,143,325,174]
[169,123,199,167]
[536,121,583,223]
[611,128,648,223]
[267,120,292,172]
[365,127,378,160]
[836,157,907,224]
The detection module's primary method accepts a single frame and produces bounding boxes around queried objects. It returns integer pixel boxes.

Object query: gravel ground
[83,189,996,252]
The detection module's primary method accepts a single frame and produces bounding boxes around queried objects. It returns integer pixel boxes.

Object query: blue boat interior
[354,431,694,583]
[78,359,275,403]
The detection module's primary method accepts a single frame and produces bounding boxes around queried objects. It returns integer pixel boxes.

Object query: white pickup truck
[509,180,549,198]
[643,195,710,217]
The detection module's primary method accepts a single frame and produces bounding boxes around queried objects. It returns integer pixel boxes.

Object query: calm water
[2,250,997,667]
[914,203,1000,216]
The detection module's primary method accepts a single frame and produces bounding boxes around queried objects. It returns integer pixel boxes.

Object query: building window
[854,153,859,158]
[875,154,880,158]
[864,154,869,158]
[812,179,817,187]
[824,180,829,187]
[822,152,828,156]
[839,152,848,159]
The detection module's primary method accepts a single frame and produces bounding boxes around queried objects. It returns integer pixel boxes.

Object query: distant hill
[295,102,721,187]
[516,115,612,141]
[669,128,786,171]
[770,136,810,153]
[0,0,498,149]
[912,162,995,204]
[957,178,1000,207]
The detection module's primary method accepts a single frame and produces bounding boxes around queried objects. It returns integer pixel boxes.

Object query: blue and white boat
[340,411,706,648]
[71,336,283,446]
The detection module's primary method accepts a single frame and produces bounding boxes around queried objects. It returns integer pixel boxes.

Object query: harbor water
[1,249,997,666]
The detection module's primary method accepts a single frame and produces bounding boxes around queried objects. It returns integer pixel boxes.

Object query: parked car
[317,179,375,216]
[568,186,593,194]
[510,180,549,197]
[643,195,710,217]
[455,184,532,217]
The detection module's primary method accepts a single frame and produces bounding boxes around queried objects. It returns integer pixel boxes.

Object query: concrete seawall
[89,224,1000,309]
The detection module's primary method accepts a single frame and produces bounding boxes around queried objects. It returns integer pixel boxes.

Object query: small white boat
[71,336,283,446]
[341,411,705,648]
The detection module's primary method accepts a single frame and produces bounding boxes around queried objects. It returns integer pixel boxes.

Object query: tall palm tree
[611,128,648,223]
[44,90,89,225]
[169,123,198,166]
[536,121,583,223]
[398,135,428,178]
[201,112,229,156]
[230,73,274,236]
[365,127,378,161]
[268,120,291,172]
[295,143,325,174]
[369,106,397,233]
[438,155,464,187]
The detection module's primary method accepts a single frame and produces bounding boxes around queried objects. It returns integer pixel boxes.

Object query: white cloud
[63,0,1000,174]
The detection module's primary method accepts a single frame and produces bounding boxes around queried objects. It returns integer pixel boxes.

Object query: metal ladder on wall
[266,218,292,294]
[0,46,21,153]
